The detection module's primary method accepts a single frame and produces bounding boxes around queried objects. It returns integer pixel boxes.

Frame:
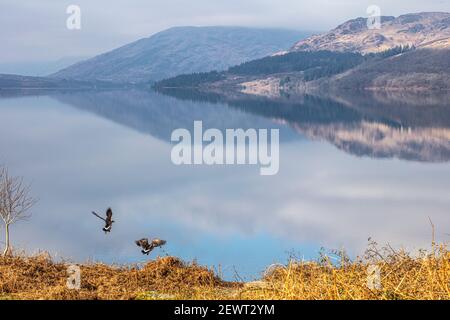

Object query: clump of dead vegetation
[0,242,448,300]
[0,254,232,300]
[249,241,450,300]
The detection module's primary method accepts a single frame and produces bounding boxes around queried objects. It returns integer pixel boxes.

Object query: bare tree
[0,166,36,256]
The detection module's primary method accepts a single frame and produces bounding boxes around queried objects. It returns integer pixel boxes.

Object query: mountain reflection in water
[154,88,450,162]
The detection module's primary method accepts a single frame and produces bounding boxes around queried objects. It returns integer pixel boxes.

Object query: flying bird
[135,238,167,255]
[92,208,115,233]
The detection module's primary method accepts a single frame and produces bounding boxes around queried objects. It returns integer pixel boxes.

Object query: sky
[0,0,449,64]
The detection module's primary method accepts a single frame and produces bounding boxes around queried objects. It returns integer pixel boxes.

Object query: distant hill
[0,74,119,90]
[50,26,311,84]
[291,12,450,54]
[158,12,450,93]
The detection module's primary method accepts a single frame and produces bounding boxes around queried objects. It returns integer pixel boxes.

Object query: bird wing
[135,238,149,248]
[152,239,167,247]
[91,211,106,222]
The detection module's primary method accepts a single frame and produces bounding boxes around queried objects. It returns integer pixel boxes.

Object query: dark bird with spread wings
[92,208,115,233]
[135,238,167,255]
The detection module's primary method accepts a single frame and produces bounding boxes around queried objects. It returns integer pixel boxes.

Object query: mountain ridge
[290,12,450,54]
[51,26,311,84]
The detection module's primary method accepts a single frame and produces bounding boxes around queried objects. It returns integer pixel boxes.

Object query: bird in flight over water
[92,208,115,233]
[135,238,167,255]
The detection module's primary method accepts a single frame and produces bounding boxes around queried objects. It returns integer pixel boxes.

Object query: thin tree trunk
[3,224,10,256]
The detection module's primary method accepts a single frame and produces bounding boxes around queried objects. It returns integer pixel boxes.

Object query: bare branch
[0,166,37,255]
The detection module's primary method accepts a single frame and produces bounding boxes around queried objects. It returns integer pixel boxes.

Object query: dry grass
[0,254,232,300]
[0,242,448,300]
[248,242,450,300]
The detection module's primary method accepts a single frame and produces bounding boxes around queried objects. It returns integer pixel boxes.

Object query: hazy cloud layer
[1,0,449,63]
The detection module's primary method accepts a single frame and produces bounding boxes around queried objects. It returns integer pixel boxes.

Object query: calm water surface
[0,89,449,280]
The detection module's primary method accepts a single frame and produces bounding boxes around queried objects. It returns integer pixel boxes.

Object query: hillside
[157,12,450,93]
[51,26,310,84]
[291,12,450,53]
[154,50,368,89]
[325,48,450,91]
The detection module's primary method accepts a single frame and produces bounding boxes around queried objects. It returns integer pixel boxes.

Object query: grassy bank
[0,243,448,300]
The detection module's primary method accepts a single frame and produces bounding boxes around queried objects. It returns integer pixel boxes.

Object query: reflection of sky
[0,95,449,280]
